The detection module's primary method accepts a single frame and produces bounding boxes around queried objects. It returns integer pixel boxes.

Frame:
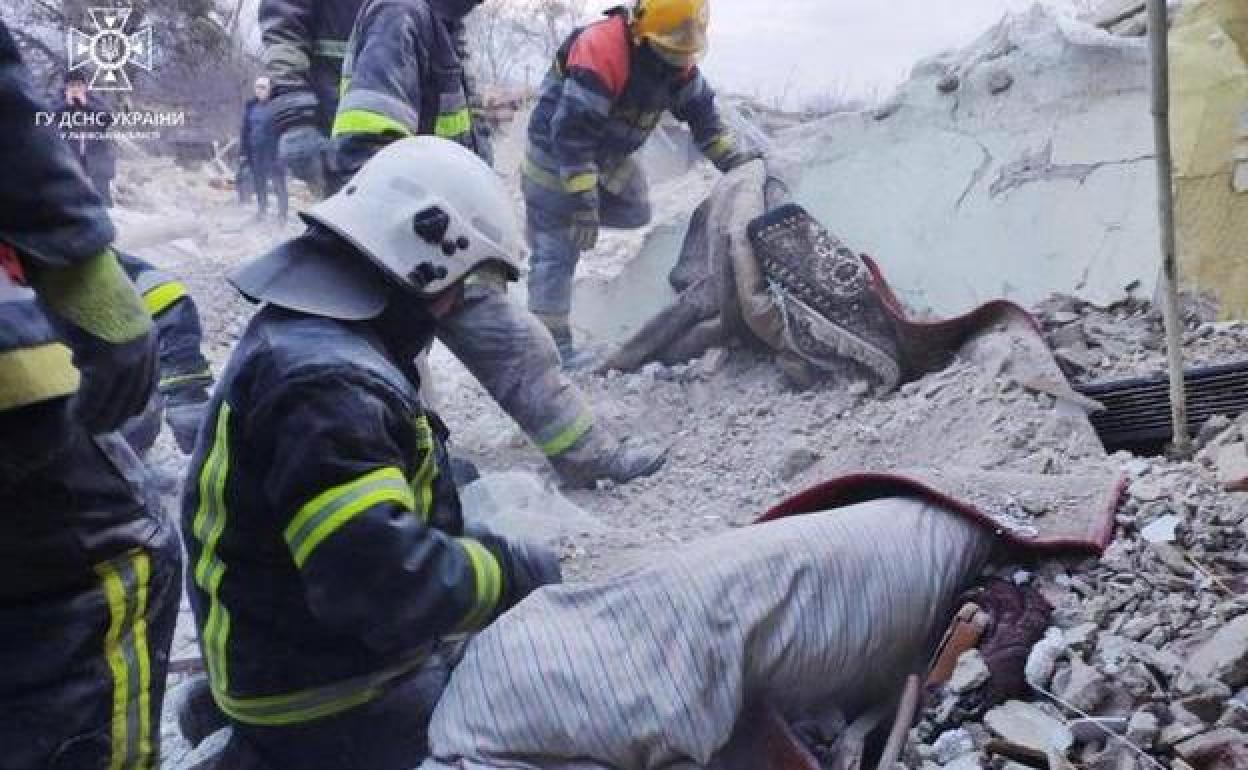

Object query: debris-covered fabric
[419,497,997,770]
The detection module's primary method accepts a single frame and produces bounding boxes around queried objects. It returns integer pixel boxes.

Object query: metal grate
[1076,359,1248,453]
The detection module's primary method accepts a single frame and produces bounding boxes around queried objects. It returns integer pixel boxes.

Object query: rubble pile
[1033,293,1239,385]
[901,418,1248,770]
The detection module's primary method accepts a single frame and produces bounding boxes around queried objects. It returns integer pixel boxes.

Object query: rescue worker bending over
[260,0,366,192]
[0,21,181,768]
[326,0,666,488]
[525,0,758,363]
[118,251,215,454]
[181,138,561,769]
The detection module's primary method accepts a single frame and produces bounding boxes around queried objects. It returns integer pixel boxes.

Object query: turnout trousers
[523,157,652,318]
[0,401,182,770]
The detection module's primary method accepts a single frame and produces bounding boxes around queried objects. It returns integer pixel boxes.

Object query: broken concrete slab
[949,649,992,694]
[1173,727,1248,769]
[1187,615,1248,688]
[1213,442,1248,490]
[984,700,1075,759]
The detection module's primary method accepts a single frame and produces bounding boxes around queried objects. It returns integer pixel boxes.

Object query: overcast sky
[588,0,1079,105]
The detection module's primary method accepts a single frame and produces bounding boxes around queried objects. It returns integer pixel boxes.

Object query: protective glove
[475,532,562,615]
[568,191,600,252]
[30,249,158,434]
[268,89,320,135]
[269,90,327,190]
[162,380,211,454]
[279,125,328,193]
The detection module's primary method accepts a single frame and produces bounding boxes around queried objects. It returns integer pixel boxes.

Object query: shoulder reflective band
[95,548,156,770]
[191,403,234,695]
[453,538,503,632]
[142,281,188,317]
[284,466,415,568]
[0,344,80,411]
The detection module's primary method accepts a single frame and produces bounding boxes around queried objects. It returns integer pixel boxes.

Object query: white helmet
[230,137,522,318]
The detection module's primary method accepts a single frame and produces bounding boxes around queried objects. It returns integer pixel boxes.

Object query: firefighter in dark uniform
[180,138,561,769]
[524,0,758,362]
[116,251,215,455]
[0,21,181,769]
[259,0,366,192]
[327,0,668,489]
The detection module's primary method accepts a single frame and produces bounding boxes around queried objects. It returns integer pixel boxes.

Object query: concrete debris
[1188,616,1248,689]
[1213,442,1248,491]
[777,442,821,481]
[949,650,992,694]
[984,700,1075,757]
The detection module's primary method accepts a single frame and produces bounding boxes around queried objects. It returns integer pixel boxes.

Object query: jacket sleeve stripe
[332,88,423,137]
[142,281,188,317]
[284,466,416,568]
[454,538,503,631]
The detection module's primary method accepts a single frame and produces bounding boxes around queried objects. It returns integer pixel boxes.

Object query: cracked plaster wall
[776,6,1159,315]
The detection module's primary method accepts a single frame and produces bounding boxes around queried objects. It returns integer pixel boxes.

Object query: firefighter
[327,0,667,488]
[181,138,561,769]
[116,251,215,455]
[524,0,759,363]
[328,0,490,189]
[259,0,366,193]
[0,21,181,768]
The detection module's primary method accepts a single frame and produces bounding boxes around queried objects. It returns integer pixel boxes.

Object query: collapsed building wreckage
[131,3,1248,768]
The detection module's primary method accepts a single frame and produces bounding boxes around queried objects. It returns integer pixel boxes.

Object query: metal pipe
[1147,0,1191,455]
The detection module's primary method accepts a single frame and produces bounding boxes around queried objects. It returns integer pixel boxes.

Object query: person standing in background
[55,70,118,206]
[240,76,289,225]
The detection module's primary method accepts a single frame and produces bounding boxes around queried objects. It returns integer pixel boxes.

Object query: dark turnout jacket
[182,294,505,728]
[525,10,739,197]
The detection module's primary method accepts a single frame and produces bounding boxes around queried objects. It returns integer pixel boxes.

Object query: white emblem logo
[67,7,153,92]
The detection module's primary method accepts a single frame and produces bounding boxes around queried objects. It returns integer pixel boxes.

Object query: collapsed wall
[773,5,1158,316]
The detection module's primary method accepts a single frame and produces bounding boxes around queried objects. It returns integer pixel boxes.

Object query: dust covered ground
[133,83,1248,770]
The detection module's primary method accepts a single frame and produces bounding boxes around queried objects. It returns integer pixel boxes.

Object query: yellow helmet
[632,0,710,69]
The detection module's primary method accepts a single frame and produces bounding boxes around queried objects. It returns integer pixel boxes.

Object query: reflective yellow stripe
[331,109,413,139]
[703,133,735,161]
[192,404,233,695]
[539,410,594,457]
[410,416,437,523]
[434,108,472,139]
[564,172,598,194]
[142,281,187,317]
[159,367,213,390]
[455,538,503,631]
[314,39,348,58]
[0,343,79,410]
[284,467,415,568]
[212,652,428,727]
[95,549,155,770]
[523,159,599,194]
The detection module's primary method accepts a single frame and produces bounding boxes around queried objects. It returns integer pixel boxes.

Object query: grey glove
[568,190,600,252]
[476,533,561,614]
[278,125,328,193]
